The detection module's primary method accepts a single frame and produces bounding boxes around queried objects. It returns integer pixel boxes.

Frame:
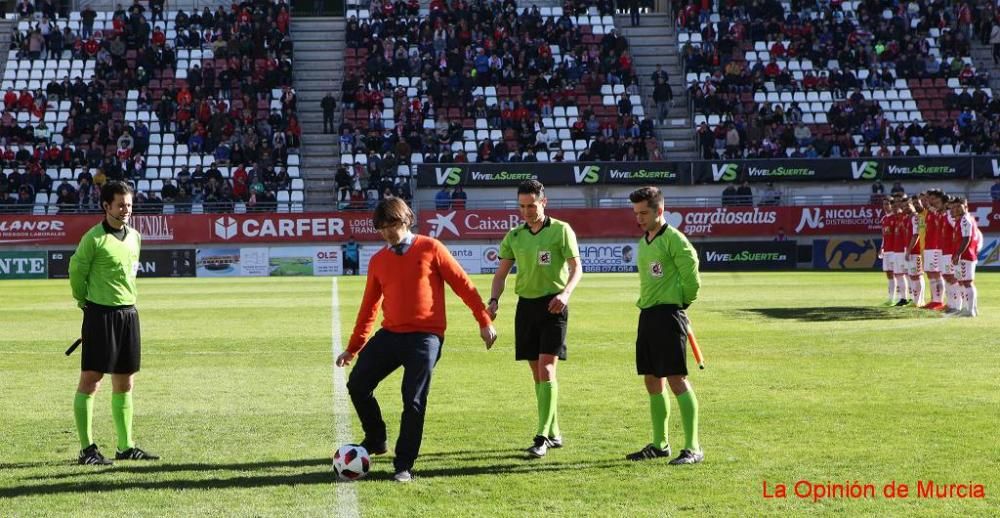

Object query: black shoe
[526,435,552,458]
[894,299,909,307]
[548,435,563,448]
[360,438,388,455]
[78,444,113,465]
[625,444,671,461]
[115,447,160,461]
[669,448,704,465]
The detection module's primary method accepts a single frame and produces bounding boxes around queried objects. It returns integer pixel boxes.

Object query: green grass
[1,273,998,517]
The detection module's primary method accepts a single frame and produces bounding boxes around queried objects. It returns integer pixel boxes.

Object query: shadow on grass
[4,457,625,497]
[740,306,933,322]
[18,458,332,481]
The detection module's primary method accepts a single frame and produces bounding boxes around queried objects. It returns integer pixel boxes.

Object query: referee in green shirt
[488,180,582,458]
[69,181,158,465]
[626,187,704,465]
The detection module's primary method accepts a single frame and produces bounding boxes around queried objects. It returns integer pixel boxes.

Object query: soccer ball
[332,444,370,481]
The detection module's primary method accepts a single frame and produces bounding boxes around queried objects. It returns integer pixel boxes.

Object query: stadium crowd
[0,0,298,214]
[677,0,1000,159]
[336,0,663,194]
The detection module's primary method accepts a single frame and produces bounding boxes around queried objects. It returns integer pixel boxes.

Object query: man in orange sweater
[335,198,497,482]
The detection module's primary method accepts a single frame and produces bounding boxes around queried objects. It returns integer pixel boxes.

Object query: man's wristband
[488,298,499,305]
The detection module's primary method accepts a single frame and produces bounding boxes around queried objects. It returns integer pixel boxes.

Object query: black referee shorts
[81,302,141,374]
[636,305,688,377]
[515,294,568,361]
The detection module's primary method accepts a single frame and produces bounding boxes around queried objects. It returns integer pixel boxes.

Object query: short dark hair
[372,197,414,229]
[952,196,968,206]
[517,180,545,197]
[629,186,664,210]
[100,180,133,206]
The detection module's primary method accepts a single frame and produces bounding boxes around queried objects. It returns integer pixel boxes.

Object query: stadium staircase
[0,19,12,74]
[613,12,697,160]
[970,42,1000,94]
[291,16,344,210]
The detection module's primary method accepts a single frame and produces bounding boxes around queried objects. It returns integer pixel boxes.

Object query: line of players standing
[879,191,982,317]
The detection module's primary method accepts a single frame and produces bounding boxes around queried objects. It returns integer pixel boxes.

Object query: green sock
[536,381,555,437]
[74,392,95,450]
[676,389,700,452]
[649,392,669,450]
[111,392,134,451]
[547,380,560,438]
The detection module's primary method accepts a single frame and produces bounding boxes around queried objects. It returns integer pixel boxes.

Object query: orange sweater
[348,235,492,354]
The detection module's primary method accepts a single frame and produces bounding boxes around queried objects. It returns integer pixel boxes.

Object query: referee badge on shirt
[649,261,664,277]
[538,250,552,265]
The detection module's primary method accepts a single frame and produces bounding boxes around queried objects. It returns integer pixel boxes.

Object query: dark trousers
[323,112,334,133]
[346,330,442,472]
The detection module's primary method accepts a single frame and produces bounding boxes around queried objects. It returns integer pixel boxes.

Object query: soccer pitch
[1,272,997,517]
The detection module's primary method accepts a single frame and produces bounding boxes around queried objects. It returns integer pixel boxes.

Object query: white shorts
[893,253,908,274]
[906,254,923,276]
[923,249,942,273]
[882,252,894,272]
[943,255,955,275]
[957,260,977,281]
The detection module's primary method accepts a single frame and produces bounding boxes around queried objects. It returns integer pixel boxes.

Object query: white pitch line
[332,277,361,517]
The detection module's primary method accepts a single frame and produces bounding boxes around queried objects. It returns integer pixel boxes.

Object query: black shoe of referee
[626,444,671,461]
[669,448,705,465]
[894,299,910,307]
[115,447,160,461]
[78,444,113,465]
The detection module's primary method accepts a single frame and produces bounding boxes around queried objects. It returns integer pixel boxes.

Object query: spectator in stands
[773,227,787,241]
[160,179,178,203]
[991,179,1000,202]
[15,185,33,213]
[992,21,1000,65]
[721,182,738,206]
[793,122,812,147]
[760,182,781,206]
[322,92,337,134]
[535,125,556,151]
[890,182,906,195]
[435,186,451,210]
[735,181,753,206]
[628,0,640,27]
[16,0,33,19]
[653,78,672,125]
[0,190,13,211]
[451,186,467,209]
[336,165,353,203]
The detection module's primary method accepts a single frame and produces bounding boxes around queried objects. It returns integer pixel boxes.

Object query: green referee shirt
[499,216,580,299]
[69,220,142,308]
[636,223,701,309]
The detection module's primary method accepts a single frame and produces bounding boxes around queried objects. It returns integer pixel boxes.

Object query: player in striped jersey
[950,197,982,317]
[902,198,925,306]
[890,197,911,306]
